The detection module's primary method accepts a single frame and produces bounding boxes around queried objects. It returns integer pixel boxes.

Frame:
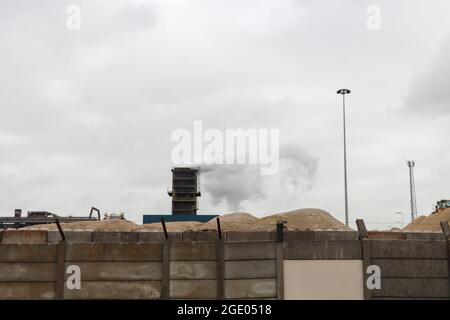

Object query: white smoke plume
[200,145,318,211]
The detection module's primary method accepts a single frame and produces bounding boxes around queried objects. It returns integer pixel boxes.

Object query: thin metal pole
[408,165,415,222]
[343,94,349,227]
[409,167,413,221]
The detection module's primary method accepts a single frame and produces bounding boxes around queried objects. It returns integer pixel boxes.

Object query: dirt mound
[137,221,203,232]
[403,208,450,232]
[259,208,351,231]
[213,212,258,223]
[22,219,138,232]
[196,209,350,232]
[20,208,349,232]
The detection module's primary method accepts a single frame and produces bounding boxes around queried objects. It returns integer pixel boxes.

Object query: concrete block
[0,263,56,281]
[225,232,271,242]
[371,240,448,259]
[0,282,55,299]
[284,260,364,300]
[92,232,138,243]
[170,261,217,280]
[47,231,92,243]
[372,278,449,298]
[64,262,162,281]
[0,244,57,262]
[170,280,217,299]
[372,259,448,278]
[314,231,359,241]
[284,241,362,260]
[269,231,277,241]
[65,243,162,262]
[368,232,406,240]
[64,281,161,299]
[182,231,218,241]
[1,230,47,244]
[170,242,216,261]
[225,279,276,299]
[285,231,315,241]
[138,232,182,242]
[225,260,276,279]
[404,233,446,241]
[225,242,276,261]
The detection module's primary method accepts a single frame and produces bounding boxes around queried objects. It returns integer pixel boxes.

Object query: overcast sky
[1,0,449,229]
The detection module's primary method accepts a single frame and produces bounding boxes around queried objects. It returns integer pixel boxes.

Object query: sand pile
[258,208,351,231]
[196,209,350,232]
[22,219,138,232]
[403,208,450,232]
[20,208,350,232]
[196,212,261,232]
[137,221,203,232]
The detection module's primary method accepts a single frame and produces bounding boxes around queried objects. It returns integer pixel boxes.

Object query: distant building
[168,167,201,215]
[143,167,217,224]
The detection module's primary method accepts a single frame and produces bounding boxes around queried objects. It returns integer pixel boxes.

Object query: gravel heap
[196,212,260,232]
[22,219,138,232]
[21,208,351,232]
[403,208,450,232]
[196,209,350,232]
[137,221,203,232]
[259,208,352,231]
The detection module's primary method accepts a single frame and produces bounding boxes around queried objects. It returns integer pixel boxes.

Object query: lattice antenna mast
[407,160,417,221]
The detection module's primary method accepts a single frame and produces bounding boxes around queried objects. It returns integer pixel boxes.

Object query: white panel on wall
[284,260,364,300]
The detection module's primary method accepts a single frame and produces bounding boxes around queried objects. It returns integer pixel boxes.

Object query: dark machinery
[167,167,201,215]
[434,200,450,213]
[0,207,101,230]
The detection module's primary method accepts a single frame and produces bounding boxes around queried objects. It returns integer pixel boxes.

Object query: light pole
[337,88,351,227]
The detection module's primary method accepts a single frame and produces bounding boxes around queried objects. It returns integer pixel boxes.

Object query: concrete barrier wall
[0,244,57,299]
[1,230,364,244]
[283,239,450,300]
[1,230,47,244]
[284,260,364,300]
[169,241,217,299]
[0,230,449,300]
[2,229,446,244]
[284,240,362,260]
[65,242,162,300]
[224,242,277,299]
[363,240,450,299]
[0,243,163,300]
[283,240,364,300]
[0,240,280,300]
[48,231,93,243]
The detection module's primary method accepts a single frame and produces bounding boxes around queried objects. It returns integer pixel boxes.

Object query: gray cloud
[278,144,319,191]
[200,145,318,211]
[111,3,157,31]
[404,36,450,116]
